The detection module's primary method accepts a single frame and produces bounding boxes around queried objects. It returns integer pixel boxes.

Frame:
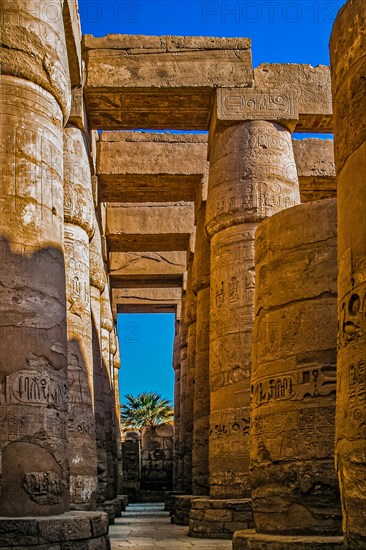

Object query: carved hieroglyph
[251,199,341,535]
[206,120,300,499]
[100,284,119,501]
[192,203,211,495]
[330,0,366,546]
[64,127,98,510]
[89,219,108,504]
[0,75,69,517]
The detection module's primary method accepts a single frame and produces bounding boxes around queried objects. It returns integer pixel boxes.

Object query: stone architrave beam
[254,64,333,132]
[83,35,253,130]
[109,251,187,288]
[112,287,182,315]
[97,132,209,203]
[106,203,195,252]
[292,138,336,202]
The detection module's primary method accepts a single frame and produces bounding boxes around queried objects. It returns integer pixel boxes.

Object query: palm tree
[120,392,174,429]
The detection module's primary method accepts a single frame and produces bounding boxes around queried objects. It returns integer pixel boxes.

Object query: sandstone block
[254,64,332,133]
[292,138,336,202]
[106,203,195,252]
[83,35,253,130]
[97,132,208,202]
[233,530,344,549]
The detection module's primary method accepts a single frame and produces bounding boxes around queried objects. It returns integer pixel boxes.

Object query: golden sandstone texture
[0,0,365,549]
[331,0,366,548]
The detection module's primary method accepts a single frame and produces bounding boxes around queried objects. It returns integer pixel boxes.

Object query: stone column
[173,320,182,490]
[100,284,118,520]
[0,0,71,517]
[190,93,300,537]
[177,291,188,493]
[184,256,197,494]
[233,199,343,549]
[191,201,210,496]
[63,127,98,511]
[330,1,366,547]
[89,220,108,506]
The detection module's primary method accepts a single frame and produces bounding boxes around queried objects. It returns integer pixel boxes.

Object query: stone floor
[110,503,232,549]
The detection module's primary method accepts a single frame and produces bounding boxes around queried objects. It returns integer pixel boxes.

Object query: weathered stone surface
[214,88,299,132]
[121,432,141,501]
[171,495,197,526]
[252,199,341,536]
[330,0,366,173]
[191,203,210,496]
[0,512,109,548]
[189,498,253,539]
[141,425,174,492]
[206,121,300,500]
[106,203,195,252]
[83,36,253,130]
[254,64,332,133]
[64,126,98,511]
[0,1,71,119]
[112,287,182,315]
[100,285,119,504]
[233,530,344,550]
[0,76,69,517]
[292,139,336,202]
[330,1,366,548]
[109,251,186,288]
[173,322,182,490]
[63,0,82,87]
[97,132,208,203]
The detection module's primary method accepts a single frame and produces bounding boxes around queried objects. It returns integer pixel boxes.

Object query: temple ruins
[0,0,365,548]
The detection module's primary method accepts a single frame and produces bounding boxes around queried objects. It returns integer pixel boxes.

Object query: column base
[188,497,254,539]
[233,530,344,549]
[164,491,184,512]
[115,495,128,515]
[97,501,116,524]
[0,511,110,549]
[171,495,197,525]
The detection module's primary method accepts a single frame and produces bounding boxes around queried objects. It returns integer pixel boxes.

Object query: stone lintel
[106,203,195,252]
[292,138,336,202]
[232,530,344,549]
[112,287,182,315]
[109,251,187,283]
[97,132,209,202]
[63,0,83,87]
[83,35,253,130]
[215,88,299,130]
[254,64,333,133]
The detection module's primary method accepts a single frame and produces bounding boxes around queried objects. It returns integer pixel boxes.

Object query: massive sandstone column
[0,0,71,517]
[233,199,343,550]
[191,201,210,496]
[173,320,182,490]
[177,291,189,493]
[190,95,300,537]
[184,256,197,494]
[90,220,109,505]
[100,284,118,511]
[330,1,366,547]
[64,127,98,511]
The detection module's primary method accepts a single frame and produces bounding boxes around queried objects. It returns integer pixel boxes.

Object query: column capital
[209,88,299,154]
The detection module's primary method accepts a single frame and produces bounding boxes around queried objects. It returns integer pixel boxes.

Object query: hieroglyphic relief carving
[218,89,298,121]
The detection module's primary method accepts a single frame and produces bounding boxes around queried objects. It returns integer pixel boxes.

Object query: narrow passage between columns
[109,503,232,549]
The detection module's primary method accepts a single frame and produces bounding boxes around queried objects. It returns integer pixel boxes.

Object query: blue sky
[78,0,344,403]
